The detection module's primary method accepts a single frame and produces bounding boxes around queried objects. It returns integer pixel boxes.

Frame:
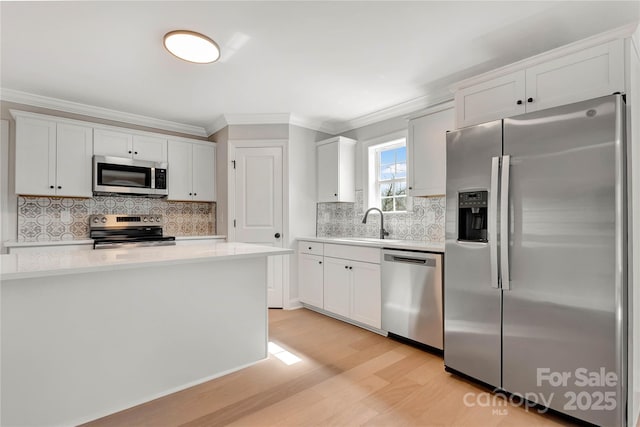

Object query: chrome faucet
[362,207,390,239]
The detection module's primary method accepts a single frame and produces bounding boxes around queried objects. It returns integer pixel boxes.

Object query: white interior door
[234,146,284,308]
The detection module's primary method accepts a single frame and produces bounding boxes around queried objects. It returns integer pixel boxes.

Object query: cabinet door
[299,253,324,308]
[167,140,193,201]
[525,40,624,113]
[455,71,526,128]
[407,107,454,197]
[93,129,133,158]
[132,135,167,162]
[55,123,93,197]
[317,141,340,202]
[15,116,57,196]
[323,257,351,318]
[192,143,216,202]
[350,260,381,329]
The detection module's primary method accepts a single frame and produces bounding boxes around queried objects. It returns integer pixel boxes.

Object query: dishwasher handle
[383,253,436,267]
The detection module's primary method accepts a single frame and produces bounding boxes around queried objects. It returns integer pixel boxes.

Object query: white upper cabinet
[455,72,526,128]
[407,105,454,197]
[15,114,92,198]
[167,140,216,202]
[317,136,356,202]
[524,40,624,113]
[94,129,167,162]
[455,39,625,128]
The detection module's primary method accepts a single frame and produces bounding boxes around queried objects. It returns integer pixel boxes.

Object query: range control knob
[100,217,107,224]
[155,216,161,222]
[143,217,148,222]
[93,217,100,223]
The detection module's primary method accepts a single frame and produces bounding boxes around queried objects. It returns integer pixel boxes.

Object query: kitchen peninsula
[0,242,292,426]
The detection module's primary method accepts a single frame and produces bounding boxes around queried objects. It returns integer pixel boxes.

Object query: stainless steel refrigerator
[444,94,627,426]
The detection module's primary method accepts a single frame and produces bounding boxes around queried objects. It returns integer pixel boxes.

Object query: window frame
[364,130,408,214]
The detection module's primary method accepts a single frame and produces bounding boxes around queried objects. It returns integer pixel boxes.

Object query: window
[368,138,407,212]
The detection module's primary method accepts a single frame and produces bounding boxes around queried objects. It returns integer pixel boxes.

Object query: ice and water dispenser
[458,191,488,242]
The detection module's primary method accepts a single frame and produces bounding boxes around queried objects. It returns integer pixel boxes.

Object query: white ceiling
[1,1,639,136]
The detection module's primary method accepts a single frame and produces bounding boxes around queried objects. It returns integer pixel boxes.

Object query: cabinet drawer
[324,244,380,264]
[298,240,324,256]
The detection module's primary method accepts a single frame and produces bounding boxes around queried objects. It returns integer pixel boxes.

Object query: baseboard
[285,298,303,310]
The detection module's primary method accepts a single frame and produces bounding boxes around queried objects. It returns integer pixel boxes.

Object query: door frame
[227,139,291,308]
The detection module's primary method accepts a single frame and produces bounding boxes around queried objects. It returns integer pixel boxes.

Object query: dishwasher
[381,249,443,351]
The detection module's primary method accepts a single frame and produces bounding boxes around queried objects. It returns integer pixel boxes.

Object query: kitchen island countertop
[0,242,292,280]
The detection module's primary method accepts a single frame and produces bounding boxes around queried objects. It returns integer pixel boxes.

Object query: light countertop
[0,242,292,280]
[3,235,227,248]
[298,236,445,253]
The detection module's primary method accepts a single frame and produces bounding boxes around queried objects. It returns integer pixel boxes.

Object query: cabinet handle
[49,185,54,189]
[516,100,523,105]
[527,97,534,103]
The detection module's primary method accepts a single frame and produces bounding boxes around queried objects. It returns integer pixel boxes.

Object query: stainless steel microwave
[93,156,168,197]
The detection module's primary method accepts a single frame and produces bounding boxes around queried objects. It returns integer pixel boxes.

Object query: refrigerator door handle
[490,156,500,289]
[500,155,511,290]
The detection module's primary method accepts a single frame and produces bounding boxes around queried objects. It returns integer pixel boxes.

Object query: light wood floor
[85,308,575,427]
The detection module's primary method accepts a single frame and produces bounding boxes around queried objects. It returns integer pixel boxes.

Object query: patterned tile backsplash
[316,190,445,242]
[17,196,216,242]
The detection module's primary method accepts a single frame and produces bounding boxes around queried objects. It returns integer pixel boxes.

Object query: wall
[210,126,228,236]
[17,196,215,241]
[628,23,640,427]
[0,101,212,250]
[288,125,331,303]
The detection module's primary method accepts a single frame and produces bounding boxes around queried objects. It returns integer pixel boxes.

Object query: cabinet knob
[274,233,281,239]
[516,100,523,105]
[344,265,348,269]
[189,193,192,196]
[128,150,132,154]
[308,247,312,250]
[527,97,534,103]
[134,151,138,155]
[57,186,62,189]
[194,193,197,196]
[349,266,353,270]
[49,185,54,189]
[408,186,413,190]
[319,261,322,265]
[334,193,337,197]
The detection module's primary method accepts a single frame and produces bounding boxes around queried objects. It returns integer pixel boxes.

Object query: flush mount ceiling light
[163,30,220,64]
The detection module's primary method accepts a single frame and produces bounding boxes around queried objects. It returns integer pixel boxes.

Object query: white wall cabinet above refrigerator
[316,136,356,202]
[455,39,625,128]
[94,129,167,162]
[407,104,454,197]
[167,140,216,202]
[14,113,93,198]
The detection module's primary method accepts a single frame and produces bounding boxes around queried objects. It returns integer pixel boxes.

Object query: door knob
[274,233,281,238]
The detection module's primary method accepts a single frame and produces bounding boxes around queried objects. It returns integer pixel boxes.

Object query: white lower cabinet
[298,253,324,308]
[298,240,381,330]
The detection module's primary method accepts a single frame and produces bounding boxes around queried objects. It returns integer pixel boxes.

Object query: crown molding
[333,88,454,135]
[206,115,229,136]
[0,88,208,137]
[451,21,640,91]
[289,114,335,135]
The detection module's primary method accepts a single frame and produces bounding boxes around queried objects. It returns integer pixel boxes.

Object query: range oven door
[93,156,167,196]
